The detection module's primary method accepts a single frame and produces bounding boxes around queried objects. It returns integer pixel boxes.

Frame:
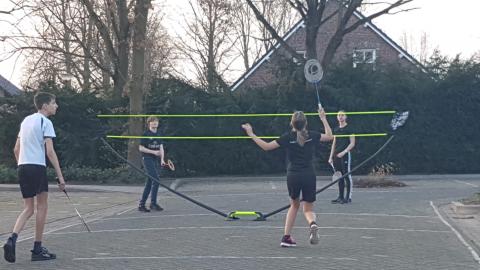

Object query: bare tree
[231,2,262,71]
[230,1,298,72]
[4,0,172,166]
[80,0,131,99]
[126,0,152,167]
[2,0,127,95]
[177,0,237,92]
[0,1,32,15]
[143,12,176,89]
[400,31,431,65]
[246,0,415,74]
[257,0,299,52]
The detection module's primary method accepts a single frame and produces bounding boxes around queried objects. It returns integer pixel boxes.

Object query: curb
[452,201,480,216]
[439,204,480,259]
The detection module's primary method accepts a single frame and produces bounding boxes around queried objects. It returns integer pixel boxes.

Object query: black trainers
[3,237,15,263]
[309,223,319,245]
[280,235,297,247]
[331,197,344,204]
[138,205,150,212]
[150,203,163,211]
[341,198,351,204]
[31,247,56,261]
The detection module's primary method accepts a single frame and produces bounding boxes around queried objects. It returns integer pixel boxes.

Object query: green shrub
[1,54,479,177]
[47,166,143,185]
[0,165,17,183]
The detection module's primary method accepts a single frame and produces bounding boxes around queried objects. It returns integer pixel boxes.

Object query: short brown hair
[34,92,56,110]
[146,116,159,128]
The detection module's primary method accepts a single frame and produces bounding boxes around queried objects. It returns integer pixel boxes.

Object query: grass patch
[460,193,480,205]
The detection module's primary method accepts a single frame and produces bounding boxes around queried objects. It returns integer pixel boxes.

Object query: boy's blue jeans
[139,157,161,206]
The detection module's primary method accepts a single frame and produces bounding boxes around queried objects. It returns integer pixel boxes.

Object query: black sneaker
[280,235,297,247]
[341,198,351,204]
[138,205,150,212]
[150,203,163,211]
[331,198,344,204]
[3,238,15,263]
[31,247,56,261]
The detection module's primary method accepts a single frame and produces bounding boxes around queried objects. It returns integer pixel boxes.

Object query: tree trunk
[127,0,151,168]
[113,0,130,99]
[82,15,94,92]
[62,0,73,88]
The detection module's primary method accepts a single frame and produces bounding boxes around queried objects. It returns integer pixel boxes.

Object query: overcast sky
[1,0,479,89]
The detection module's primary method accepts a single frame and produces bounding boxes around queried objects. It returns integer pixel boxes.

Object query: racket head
[304,59,324,83]
[332,171,342,182]
[391,111,409,131]
[166,159,175,171]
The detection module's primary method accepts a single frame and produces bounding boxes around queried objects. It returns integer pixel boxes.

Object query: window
[353,49,377,68]
[292,50,306,65]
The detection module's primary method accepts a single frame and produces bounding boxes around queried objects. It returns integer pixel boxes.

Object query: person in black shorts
[242,108,333,247]
[329,110,356,204]
[3,92,66,263]
[138,116,166,212]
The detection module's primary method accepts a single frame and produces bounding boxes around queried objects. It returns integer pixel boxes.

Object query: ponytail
[290,111,308,147]
[296,129,308,147]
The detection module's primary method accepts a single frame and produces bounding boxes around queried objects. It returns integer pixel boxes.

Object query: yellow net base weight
[227,211,266,221]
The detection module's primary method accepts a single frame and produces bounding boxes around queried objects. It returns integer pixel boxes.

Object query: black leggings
[332,152,352,200]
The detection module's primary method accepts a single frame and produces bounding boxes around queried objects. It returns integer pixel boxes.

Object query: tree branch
[287,0,307,18]
[343,0,414,34]
[79,0,118,61]
[245,0,302,62]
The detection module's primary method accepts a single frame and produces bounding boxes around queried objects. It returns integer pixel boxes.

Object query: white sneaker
[309,223,319,245]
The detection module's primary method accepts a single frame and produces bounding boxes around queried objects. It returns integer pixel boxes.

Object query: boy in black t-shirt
[138,116,166,212]
[242,109,333,247]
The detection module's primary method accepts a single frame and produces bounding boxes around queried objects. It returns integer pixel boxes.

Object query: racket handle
[318,102,323,110]
[329,163,335,172]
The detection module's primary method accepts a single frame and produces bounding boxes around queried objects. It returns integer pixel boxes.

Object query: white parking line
[269,181,277,190]
[320,212,435,219]
[17,217,102,243]
[454,180,479,188]
[373,254,389,258]
[182,189,417,198]
[115,207,135,216]
[90,212,435,225]
[95,213,214,222]
[48,225,451,236]
[73,255,322,261]
[430,201,480,264]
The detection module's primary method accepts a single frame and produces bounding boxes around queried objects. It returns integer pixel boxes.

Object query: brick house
[0,74,22,97]
[231,2,424,91]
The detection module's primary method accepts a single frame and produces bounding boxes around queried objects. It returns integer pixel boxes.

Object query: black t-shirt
[276,130,321,173]
[334,125,352,154]
[140,129,163,159]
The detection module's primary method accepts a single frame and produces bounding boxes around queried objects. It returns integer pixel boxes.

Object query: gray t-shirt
[18,113,56,166]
